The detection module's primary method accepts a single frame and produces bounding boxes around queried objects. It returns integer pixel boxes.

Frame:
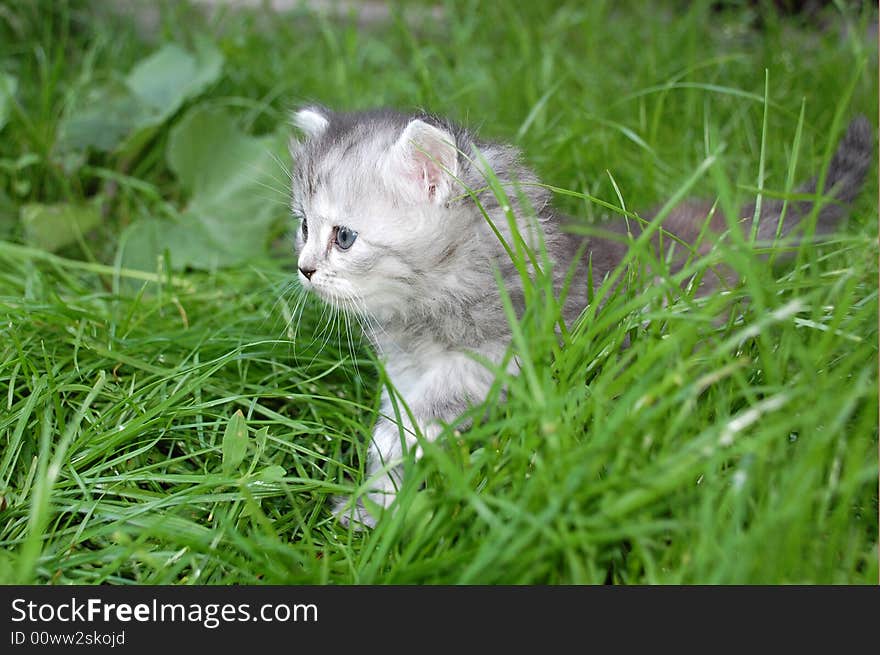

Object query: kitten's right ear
[291,106,330,140]
[387,118,460,205]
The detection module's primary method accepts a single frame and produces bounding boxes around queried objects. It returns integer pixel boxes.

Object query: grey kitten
[289,105,872,528]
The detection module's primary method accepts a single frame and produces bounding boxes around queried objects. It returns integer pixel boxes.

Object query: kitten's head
[289,105,476,321]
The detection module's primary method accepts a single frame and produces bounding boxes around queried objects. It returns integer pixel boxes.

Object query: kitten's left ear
[390,119,459,204]
[291,106,330,140]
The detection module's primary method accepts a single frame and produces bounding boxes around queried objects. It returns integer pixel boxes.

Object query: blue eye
[335,226,358,250]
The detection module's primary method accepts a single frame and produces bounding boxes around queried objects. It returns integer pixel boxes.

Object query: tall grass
[0,0,876,583]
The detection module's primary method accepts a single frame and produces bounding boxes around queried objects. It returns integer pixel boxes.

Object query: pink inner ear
[407,158,441,200]
[394,122,457,202]
[421,155,448,199]
[421,165,438,200]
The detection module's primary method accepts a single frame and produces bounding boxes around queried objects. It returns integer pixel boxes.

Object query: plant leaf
[167,105,277,199]
[119,106,286,270]
[221,409,248,475]
[20,202,102,252]
[57,82,152,153]
[57,38,223,154]
[256,465,287,481]
[125,37,223,119]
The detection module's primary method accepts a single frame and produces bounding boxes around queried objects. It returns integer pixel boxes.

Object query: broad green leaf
[114,215,163,275]
[57,82,151,152]
[167,105,277,199]
[221,409,248,474]
[118,215,227,273]
[126,38,223,117]
[0,72,17,132]
[57,38,223,154]
[20,202,102,252]
[256,465,287,481]
[119,106,287,270]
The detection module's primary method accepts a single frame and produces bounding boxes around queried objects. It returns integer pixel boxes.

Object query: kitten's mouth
[307,284,359,311]
[299,273,378,314]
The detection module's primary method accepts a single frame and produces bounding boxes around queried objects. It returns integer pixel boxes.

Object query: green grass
[0,0,877,584]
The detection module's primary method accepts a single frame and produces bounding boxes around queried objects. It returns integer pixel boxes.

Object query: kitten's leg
[331,409,408,529]
[332,351,503,528]
[332,406,438,528]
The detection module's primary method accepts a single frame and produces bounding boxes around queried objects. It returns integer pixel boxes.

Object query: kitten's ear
[390,119,459,204]
[291,106,330,140]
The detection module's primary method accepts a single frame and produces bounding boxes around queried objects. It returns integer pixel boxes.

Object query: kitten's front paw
[330,495,378,530]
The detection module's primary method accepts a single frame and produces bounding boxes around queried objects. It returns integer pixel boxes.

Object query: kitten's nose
[299,266,316,281]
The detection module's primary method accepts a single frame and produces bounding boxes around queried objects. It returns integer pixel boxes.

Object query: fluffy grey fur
[289,105,872,527]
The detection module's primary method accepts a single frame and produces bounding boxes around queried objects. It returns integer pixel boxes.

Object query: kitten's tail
[638,116,873,292]
[649,116,872,256]
[752,115,873,242]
